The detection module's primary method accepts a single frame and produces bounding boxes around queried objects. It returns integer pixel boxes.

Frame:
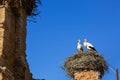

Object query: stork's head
[77,40,80,43]
[84,38,87,42]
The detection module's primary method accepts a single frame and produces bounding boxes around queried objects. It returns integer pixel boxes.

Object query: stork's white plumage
[83,39,97,51]
[77,40,83,52]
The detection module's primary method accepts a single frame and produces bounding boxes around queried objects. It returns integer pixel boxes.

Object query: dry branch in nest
[64,51,108,78]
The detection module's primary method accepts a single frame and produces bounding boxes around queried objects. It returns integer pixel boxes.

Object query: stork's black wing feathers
[89,46,97,52]
[78,47,83,52]
[81,47,83,52]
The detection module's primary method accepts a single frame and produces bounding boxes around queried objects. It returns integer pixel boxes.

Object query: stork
[77,40,83,52]
[83,39,97,52]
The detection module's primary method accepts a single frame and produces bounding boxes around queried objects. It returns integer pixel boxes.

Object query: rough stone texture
[0,28,4,56]
[0,6,5,25]
[74,70,101,80]
[0,5,32,80]
[0,73,2,80]
[0,7,5,57]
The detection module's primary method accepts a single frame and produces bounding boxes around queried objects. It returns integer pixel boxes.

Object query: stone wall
[74,70,101,80]
[0,5,32,80]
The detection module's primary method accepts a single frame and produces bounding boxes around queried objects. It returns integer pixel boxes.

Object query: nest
[64,51,108,78]
[0,0,41,16]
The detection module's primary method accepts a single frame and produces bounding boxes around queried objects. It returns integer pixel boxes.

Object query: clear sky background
[26,0,120,80]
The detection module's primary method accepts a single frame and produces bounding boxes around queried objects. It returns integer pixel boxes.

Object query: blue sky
[26,0,120,80]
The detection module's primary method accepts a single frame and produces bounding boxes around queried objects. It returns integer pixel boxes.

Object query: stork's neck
[83,41,87,47]
[77,42,80,45]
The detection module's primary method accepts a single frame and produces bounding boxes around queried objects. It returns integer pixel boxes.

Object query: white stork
[83,39,97,52]
[77,40,83,52]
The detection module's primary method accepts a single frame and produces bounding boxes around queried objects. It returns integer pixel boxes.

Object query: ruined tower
[0,0,39,80]
[64,51,108,80]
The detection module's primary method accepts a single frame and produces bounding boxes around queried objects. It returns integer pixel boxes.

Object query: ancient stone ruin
[0,0,41,80]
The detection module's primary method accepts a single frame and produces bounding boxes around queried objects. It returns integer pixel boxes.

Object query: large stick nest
[64,51,108,78]
[0,0,41,16]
